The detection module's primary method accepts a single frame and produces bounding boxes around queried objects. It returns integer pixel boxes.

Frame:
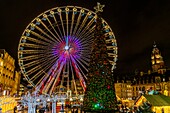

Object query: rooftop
[144,94,170,106]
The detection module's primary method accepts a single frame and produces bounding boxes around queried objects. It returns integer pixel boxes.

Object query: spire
[151,42,165,72]
[153,41,156,48]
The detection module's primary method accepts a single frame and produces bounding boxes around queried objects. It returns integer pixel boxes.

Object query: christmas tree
[83,3,117,112]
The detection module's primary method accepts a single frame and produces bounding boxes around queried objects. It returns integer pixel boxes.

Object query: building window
[142,86,145,91]
[132,87,134,91]
[0,61,3,66]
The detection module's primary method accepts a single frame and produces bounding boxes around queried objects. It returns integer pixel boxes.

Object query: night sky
[0,0,170,75]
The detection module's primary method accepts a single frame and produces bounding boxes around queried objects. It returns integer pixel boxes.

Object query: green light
[94,103,100,109]
[94,104,98,108]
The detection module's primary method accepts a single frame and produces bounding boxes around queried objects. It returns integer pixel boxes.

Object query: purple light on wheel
[52,36,82,61]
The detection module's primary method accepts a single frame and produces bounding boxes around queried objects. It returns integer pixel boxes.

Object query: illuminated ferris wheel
[18,6,118,95]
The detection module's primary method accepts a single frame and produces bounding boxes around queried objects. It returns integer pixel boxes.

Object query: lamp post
[20,92,33,113]
[51,94,58,113]
[20,90,42,113]
[59,94,67,112]
[20,89,68,113]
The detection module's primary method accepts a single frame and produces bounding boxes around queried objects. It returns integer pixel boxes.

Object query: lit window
[0,61,3,66]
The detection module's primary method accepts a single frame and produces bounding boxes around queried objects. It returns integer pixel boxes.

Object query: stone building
[0,49,21,95]
[114,43,170,107]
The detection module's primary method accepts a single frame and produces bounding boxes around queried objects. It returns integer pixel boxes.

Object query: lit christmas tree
[83,3,117,112]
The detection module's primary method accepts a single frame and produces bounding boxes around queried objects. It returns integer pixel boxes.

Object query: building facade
[114,43,170,108]
[0,49,21,96]
[13,71,21,95]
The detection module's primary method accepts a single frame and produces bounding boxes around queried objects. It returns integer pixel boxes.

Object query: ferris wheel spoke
[22,59,44,69]
[43,57,66,93]
[36,70,56,94]
[80,56,91,63]
[80,41,92,48]
[33,24,58,43]
[35,71,50,92]
[76,56,90,68]
[77,15,96,38]
[78,31,94,44]
[53,13,64,40]
[32,65,60,89]
[48,10,63,42]
[31,57,58,82]
[18,49,50,54]
[66,60,70,90]
[42,14,63,43]
[21,36,50,46]
[73,56,89,73]
[75,12,92,37]
[80,45,92,52]
[22,53,57,69]
[72,9,83,36]
[81,44,93,50]
[65,8,69,38]
[49,61,65,94]
[43,64,62,93]
[69,8,76,36]
[24,54,58,76]
[30,70,44,83]
[79,35,93,46]
[36,59,61,89]
[58,63,66,94]
[37,16,61,43]
[24,64,43,76]
[75,12,91,37]
[79,51,91,58]
[19,53,53,61]
[58,11,66,37]
[46,18,63,43]
[70,58,78,95]
[19,43,48,49]
[80,38,93,47]
[28,30,54,44]
[81,25,95,38]
[71,56,86,90]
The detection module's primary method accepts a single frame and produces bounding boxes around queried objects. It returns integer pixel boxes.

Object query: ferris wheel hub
[64,46,69,50]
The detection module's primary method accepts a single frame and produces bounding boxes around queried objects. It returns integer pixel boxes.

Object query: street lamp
[80,97,83,102]
[70,97,73,101]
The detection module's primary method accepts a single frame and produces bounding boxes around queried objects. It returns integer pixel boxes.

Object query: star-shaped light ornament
[94,2,105,13]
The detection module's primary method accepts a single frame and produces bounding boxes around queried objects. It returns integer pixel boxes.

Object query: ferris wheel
[18,6,118,95]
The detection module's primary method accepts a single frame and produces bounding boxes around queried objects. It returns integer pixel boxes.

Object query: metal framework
[18,6,118,95]
[20,91,67,113]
